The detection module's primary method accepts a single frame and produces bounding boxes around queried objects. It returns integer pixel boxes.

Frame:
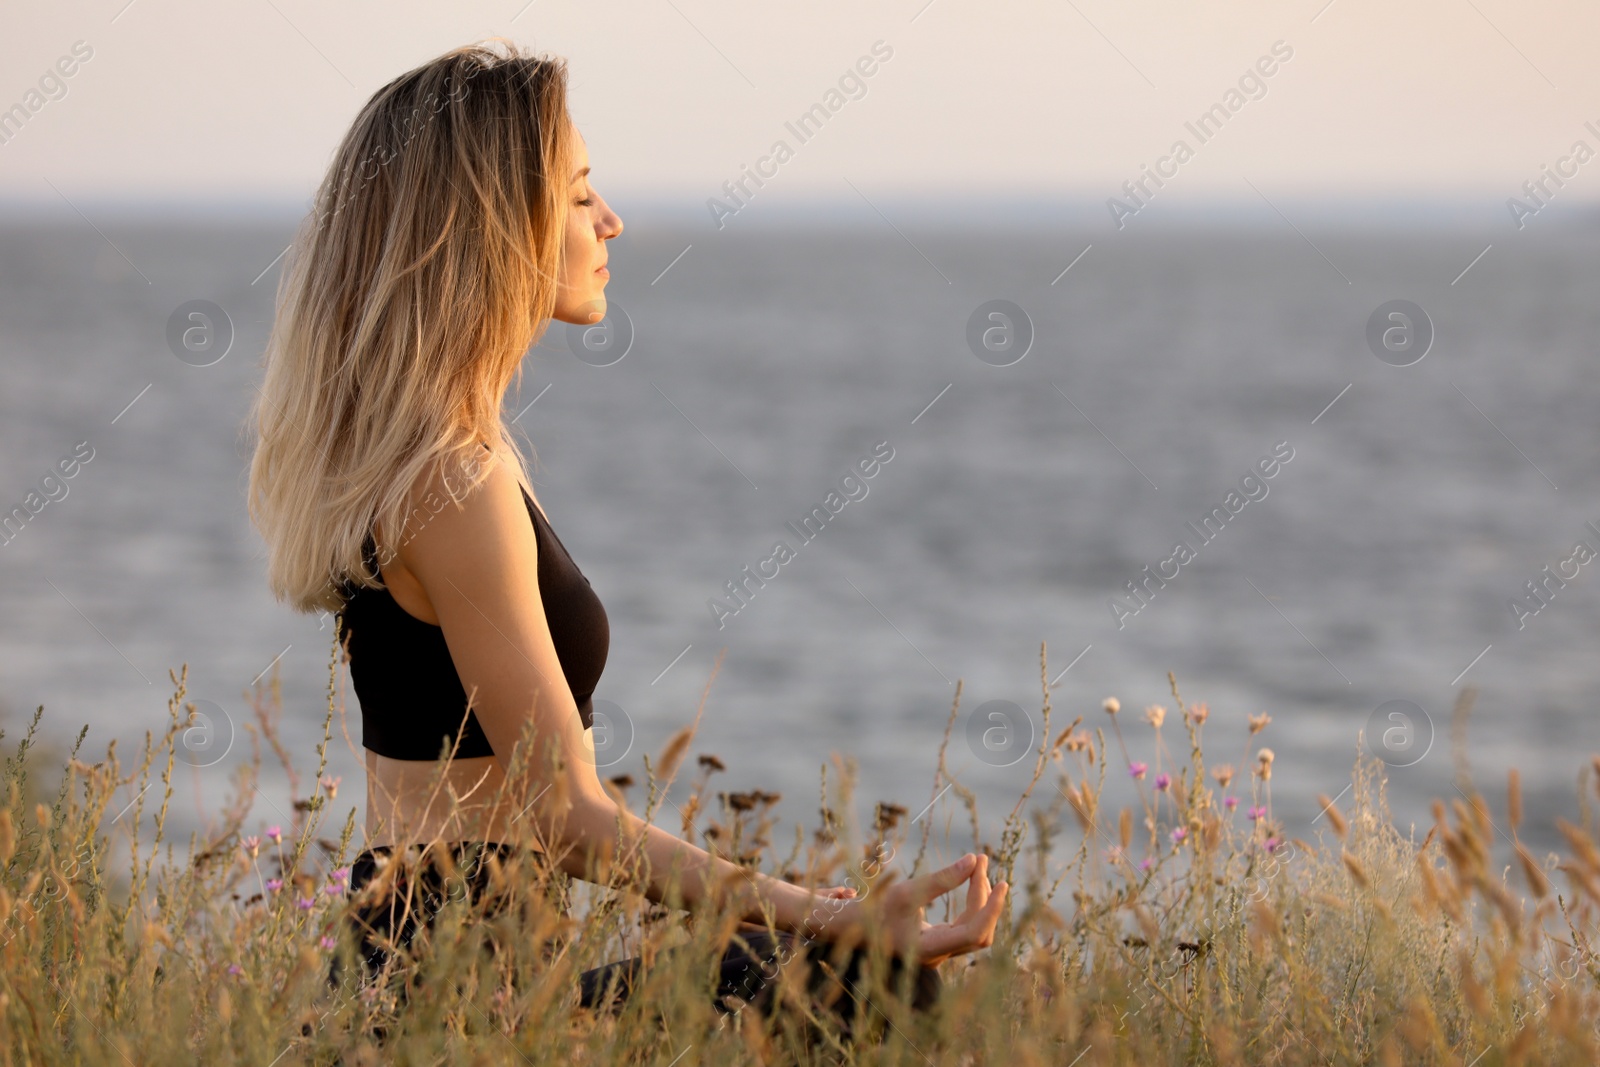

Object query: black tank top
[336,479,609,761]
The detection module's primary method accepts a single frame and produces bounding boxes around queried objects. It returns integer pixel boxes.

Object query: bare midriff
[361,441,558,854]
[363,749,546,853]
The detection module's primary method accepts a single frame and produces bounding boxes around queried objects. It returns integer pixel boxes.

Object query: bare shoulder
[394,447,537,587]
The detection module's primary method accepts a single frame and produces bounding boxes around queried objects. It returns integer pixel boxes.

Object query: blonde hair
[246,40,576,614]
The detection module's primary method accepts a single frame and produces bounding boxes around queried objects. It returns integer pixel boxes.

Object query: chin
[557,296,607,325]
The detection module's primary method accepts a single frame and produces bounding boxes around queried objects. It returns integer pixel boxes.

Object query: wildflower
[266,826,282,844]
[1144,705,1166,729]
[1139,857,1154,872]
[265,878,283,892]
[297,897,316,911]
[1154,774,1170,791]
[1106,845,1124,864]
[1129,762,1148,780]
[227,963,243,977]
[1170,827,1188,843]
[320,776,341,799]
[1248,714,1272,735]
[1248,805,1267,822]
[241,835,260,860]
[1187,702,1209,725]
[330,867,349,886]
[1256,748,1275,781]
[319,935,337,950]
[1103,697,1120,715]
[1264,837,1281,853]
[322,882,344,897]
[1224,796,1239,811]
[1213,765,1235,788]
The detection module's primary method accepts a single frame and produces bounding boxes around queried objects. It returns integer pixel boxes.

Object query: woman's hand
[834,853,1007,965]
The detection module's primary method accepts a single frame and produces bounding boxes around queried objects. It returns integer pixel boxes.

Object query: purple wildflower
[266,826,282,844]
[319,935,337,950]
[1224,796,1239,811]
[265,878,283,893]
[1248,805,1267,822]
[1154,774,1170,791]
[1129,762,1148,780]
[297,897,315,911]
[1170,826,1188,843]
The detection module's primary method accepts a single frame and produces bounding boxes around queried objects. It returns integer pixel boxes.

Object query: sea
[2,207,1597,864]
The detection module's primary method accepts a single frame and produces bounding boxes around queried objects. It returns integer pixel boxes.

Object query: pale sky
[3,0,1599,219]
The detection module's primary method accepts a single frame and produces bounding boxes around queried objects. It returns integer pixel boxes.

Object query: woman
[246,39,1007,1028]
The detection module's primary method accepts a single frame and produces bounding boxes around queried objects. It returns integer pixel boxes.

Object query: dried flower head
[1187,702,1210,725]
[1103,697,1121,715]
[1256,748,1275,780]
[1145,705,1167,729]
[1213,765,1235,788]
[1248,714,1272,735]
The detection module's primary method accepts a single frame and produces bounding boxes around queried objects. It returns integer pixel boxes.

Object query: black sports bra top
[336,478,609,761]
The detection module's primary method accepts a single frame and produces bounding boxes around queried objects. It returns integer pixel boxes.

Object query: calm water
[2,216,1597,859]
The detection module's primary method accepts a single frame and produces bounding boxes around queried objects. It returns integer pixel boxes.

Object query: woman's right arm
[395,448,1005,956]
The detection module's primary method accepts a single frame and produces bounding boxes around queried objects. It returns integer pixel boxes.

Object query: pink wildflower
[1154,774,1170,791]
[1129,762,1148,780]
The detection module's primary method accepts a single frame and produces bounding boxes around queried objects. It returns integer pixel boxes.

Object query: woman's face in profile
[553,127,623,325]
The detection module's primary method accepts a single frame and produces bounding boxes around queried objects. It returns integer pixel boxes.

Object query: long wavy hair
[246,40,575,614]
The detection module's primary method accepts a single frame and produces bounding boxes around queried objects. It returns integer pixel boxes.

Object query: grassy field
[1,642,1597,1065]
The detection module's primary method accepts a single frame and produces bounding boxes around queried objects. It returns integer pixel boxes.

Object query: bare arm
[397,445,1006,952]
[394,448,832,932]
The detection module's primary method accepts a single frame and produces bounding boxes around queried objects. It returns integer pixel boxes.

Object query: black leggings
[328,841,941,1032]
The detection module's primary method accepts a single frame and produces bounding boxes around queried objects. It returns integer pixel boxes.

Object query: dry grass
[1,640,1598,1066]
